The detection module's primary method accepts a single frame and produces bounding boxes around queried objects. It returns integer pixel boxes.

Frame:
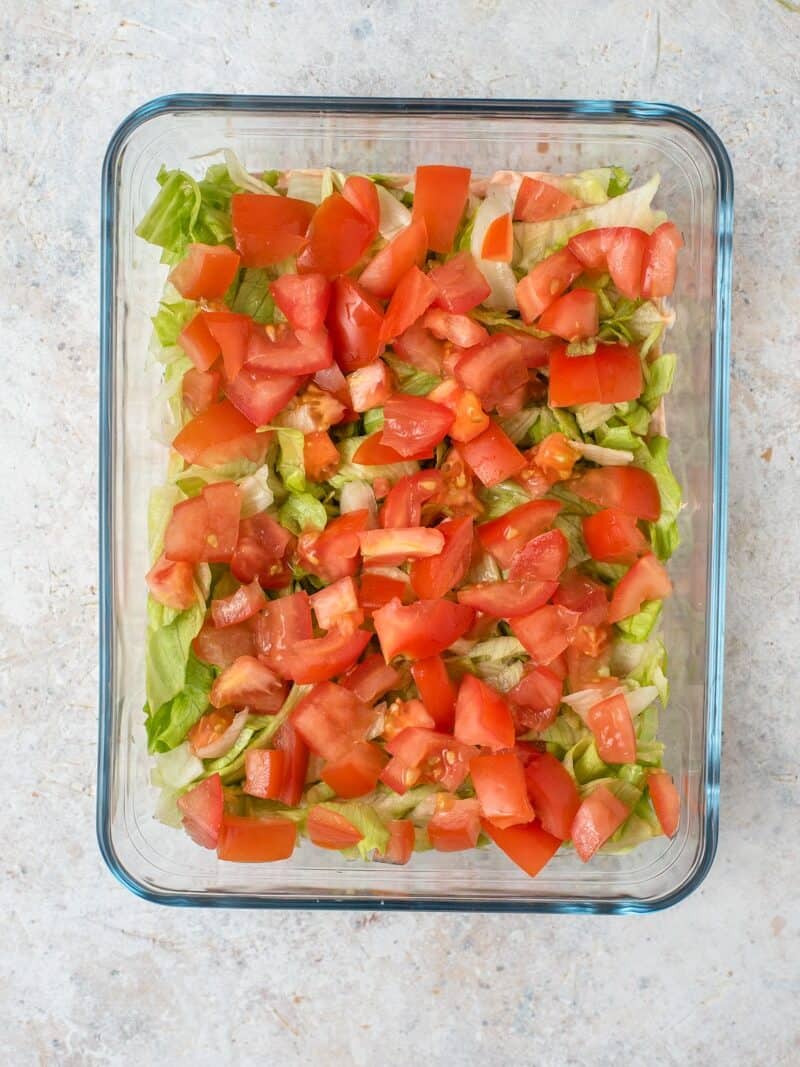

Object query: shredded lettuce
[136,164,235,262]
[383,354,441,396]
[152,300,196,348]
[371,784,438,822]
[148,484,184,561]
[540,709,587,753]
[469,308,548,338]
[223,149,279,195]
[615,599,662,641]
[203,728,255,773]
[576,402,615,433]
[228,268,276,323]
[375,183,412,239]
[278,492,328,534]
[272,427,306,493]
[146,649,215,753]
[606,166,632,198]
[238,465,276,518]
[362,407,385,435]
[553,513,589,565]
[593,424,640,451]
[477,480,532,519]
[573,739,610,783]
[497,406,539,445]
[636,436,682,560]
[642,353,677,411]
[614,401,652,436]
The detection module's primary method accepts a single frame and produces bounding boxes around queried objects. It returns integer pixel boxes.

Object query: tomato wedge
[412,165,471,253]
[255,591,313,669]
[182,366,220,415]
[307,805,365,849]
[481,818,561,877]
[245,324,332,375]
[269,273,331,332]
[322,741,388,799]
[521,750,581,840]
[146,553,196,611]
[422,308,488,348]
[177,774,224,849]
[538,289,599,341]
[428,797,481,851]
[507,528,569,582]
[548,343,642,407]
[359,218,427,298]
[411,655,457,732]
[456,579,557,618]
[358,569,411,616]
[428,251,491,313]
[607,552,673,623]
[347,360,393,412]
[648,770,680,837]
[383,698,435,740]
[193,619,257,669]
[276,624,373,684]
[641,222,683,299]
[231,194,315,267]
[569,466,661,521]
[178,312,221,372]
[203,310,251,381]
[297,510,371,583]
[456,422,526,487]
[586,692,637,764]
[477,499,562,568]
[230,512,293,589]
[173,399,266,468]
[427,379,489,443]
[553,570,609,627]
[380,266,439,344]
[571,785,629,862]
[225,365,304,426]
[292,681,375,761]
[471,753,535,828]
[514,176,581,222]
[516,247,583,324]
[169,243,240,300]
[326,276,385,373]
[273,720,309,806]
[510,604,581,665]
[454,334,528,411]
[297,193,375,277]
[386,728,478,792]
[244,749,286,800]
[217,813,297,862]
[211,579,267,627]
[582,507,650,564]
[342,175,380,234]
[568,227,648,299]
[454,674,515,751]
[210,654,286,712]
[373,598,475,661]
[380,393,454,458]
[409,516,473,600]
[509,667,563,734]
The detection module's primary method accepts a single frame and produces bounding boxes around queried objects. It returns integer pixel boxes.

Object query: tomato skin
[595,343,643,404]
[498,329,557,369]
[409,516,474,600]
[298,510,370,583]
[225,365,305,426]
[380,266,439,344]
[538,288,599,341]
[276,624,372,684]
[244,324,332,375]
[509,666,563,733]
[292,681,375,761]
[422,308,489,348]
[359,526,444,564]
[454,334,528,411]
[582,507,650,564]
[210,654,287,712]
[244,749,286,800]
[411,655,457,732]
[373,598,475,661]
[347,359,393,412]
[164,482,241,564]
[358,569,410,616]
[481,817,561,877]
[586,692,637,764]
[427,379,489,443]
[606,227,648,299]
[571,785,630,862]
[298,192,376,277]
[182,366,221,415]
[342,175,380,234]
[641,222,683,298]
[322,741,388,799]
[471,752,534,828]
[204,310,252,381]
[177,774,224,849]
[146,553,196,611]
[326,276,385,373]
[231,193,315,267]
[507,528,568,582]
[516,248,583,323]
[412,165,472,253]
[477,500,563,568]
[352,432,426,466]
[255,591,313,669]
[193,619,256,669]
[457,579,558,618]
[428,796,481,851]
[169,243,240,300]
[510,604,581,665]
[217,813,297,862]
[273,720,309,806]
[179,312,221,372]
[341,653,401,704]
[547,345,600,407]
[173,400,266,468]
[607,552,673,623]
[380,393,454,458]
[393,320,445,375]
[570,466,662,522]
[454,675,515,751]
[381,470,443,528]
[381,819,415,864]
[514,176,581,222]
[521,751,581,840]
[648,770,680,837]
[307,805,365,849]
[428,251,491,313]
[553,570,609,627]
[456,422,526,487]
[359,218,427,298]
[270,272,331,332]
[211,579,267,627]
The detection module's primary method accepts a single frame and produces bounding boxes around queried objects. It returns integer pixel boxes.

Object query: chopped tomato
[648,770,680,837]
[164,482,241,564]
[568,226,648,299]
[453,675,515,751]
[225,365,304,425]
[641,222,683,299]
[297,510,370,583]
[380,819,415,865]
[276,624,372,684]
[359,218,427,298]
[393,320,445,374]
[516,247,583,323]
[373,598,475,661]
[586,693,636,764]
[280,381,347,433]
[352,432,426,465]
[309,576,360,630]
[509,666,563,729]
[383,727,478,792]
[427,379,489,443]
[510,604,581,665]
[273,720,309,806]
[596,343,644,403]
[380,393,454,458]
[231,511,293,589]
[297,192,375,277]
[322,741,388,799]
[522,750,581,840]
[570,466,661,522]
[383,698,435,740]
[428,796,481,851]
[531,433,580,483]
[428,251,491,313]
[146,553,196,611]
[380,266,439,344]
[291,681,375,761]
[182,366,220,415]
[217,813,297,862]
[456,579,557,618]
[204,310,252,381]
[244,749,286,800]
[481,818,561,877]
[359,526,444,564]
[358,569,411,616]
[507,528,569,582]
[565,228,612,270]
[269,273,331,333]
[457,422,526,487]
[303,429,340,482]
[481,211,514,262]
[409,516,473,599]
[193,618,256,668]
[422,308,489,348]
[412,165,471,253]
[210,654,286,712]
[178,312,221,371]
[211,579,267,627]
[608,552,673,623]
[571,785,629,862]
[495,382,529,418]
[538,288,599,341]
[411,655,457,732]
[341,653,401,703]
[341,175,380,234]
[245,324,332,375]
[477,499,562,568]
[381,470,443,528]
[326,276,385,373]
[188,709,241,761]
[549,341,644,406]
[471,752,534,828]
[454,334,527,411]
[169,243,240,300]
[582,507,650,564]
[312,362,351,408]
[177,775,224,849]
[497,329,558,369]
[514,176,581,222]
[172,401,266,467]
[434,447,485,517]
[346,360,393,412]
[255,591,313,669]
[231,193,315,267]
[553,570,609,627]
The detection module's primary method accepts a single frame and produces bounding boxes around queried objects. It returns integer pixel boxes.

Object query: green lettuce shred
[383,354,441,396]
[136,164,236,262]
[615,599,663,642]
[636,436,682,560]
[228,268,276,323]
[477,480,532,519]
[278,492,328,534]
[146,650,215,753]
[642,353,677,411]
[152,300,196,347]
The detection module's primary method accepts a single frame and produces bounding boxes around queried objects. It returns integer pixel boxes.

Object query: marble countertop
[2,1,798,1063]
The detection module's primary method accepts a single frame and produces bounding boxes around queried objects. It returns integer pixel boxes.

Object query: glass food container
[98,96,732,912]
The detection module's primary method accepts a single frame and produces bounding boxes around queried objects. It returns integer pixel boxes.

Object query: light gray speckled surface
[1,1,799,1064]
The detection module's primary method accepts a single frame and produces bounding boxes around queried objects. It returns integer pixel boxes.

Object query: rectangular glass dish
[98,96,732,912]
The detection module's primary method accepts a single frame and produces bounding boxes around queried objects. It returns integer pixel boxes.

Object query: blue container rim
[98,95,732,913]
